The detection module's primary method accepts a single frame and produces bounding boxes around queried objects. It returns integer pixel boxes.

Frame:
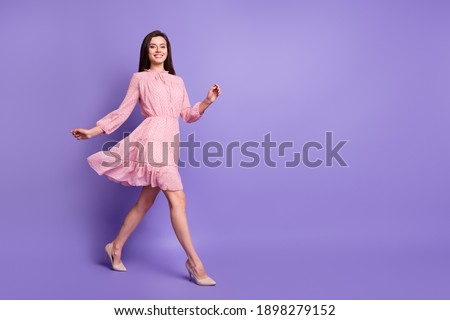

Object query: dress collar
[144,69,169,73]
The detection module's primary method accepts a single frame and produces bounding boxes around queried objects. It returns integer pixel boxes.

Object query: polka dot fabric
[87,69,203,190]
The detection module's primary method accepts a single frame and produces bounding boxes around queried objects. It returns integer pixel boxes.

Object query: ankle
[112,242,123,252]
[188,260,205,272]
[187,257,201,266]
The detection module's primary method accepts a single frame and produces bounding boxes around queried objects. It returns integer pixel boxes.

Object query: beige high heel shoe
[105,242,127,272]
[185,260,216,286]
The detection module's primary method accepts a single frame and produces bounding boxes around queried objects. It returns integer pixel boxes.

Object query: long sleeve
[180,80,203,123]
[96,73,140,134]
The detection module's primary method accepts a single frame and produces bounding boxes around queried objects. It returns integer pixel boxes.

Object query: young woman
[70,30,221,286]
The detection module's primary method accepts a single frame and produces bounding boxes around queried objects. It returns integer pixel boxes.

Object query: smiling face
[148,36,168,68]
[138,30,175,74]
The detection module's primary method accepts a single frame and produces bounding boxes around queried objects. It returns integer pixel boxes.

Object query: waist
[145,115,178,119]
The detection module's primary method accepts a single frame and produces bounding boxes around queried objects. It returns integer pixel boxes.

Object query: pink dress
[86,69,203,190]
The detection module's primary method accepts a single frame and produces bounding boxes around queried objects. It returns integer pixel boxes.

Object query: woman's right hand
[70,126,103,140]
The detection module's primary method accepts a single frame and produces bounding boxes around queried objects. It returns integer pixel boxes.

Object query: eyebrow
[149,43,166,45]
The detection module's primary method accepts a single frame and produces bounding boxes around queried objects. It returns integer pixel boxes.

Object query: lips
[154,55,164,58]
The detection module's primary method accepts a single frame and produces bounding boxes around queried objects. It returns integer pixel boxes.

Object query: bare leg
[162,189,209,280]
[110,185,161,265]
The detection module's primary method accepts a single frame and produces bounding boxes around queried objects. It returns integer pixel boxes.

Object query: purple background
[1,0,449,299]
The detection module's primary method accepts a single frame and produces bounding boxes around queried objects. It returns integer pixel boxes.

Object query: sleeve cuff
[194,102,204,117]
[96,121,109,134]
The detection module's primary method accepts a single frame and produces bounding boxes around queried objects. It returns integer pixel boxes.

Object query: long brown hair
[138,30,176,75]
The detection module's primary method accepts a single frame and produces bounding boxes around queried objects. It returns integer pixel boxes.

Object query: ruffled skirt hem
[87,150,183,190]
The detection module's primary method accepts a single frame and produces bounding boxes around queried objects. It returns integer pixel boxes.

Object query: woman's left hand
[205,83,222,104]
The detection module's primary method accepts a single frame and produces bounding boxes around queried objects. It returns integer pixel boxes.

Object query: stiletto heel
[185,260,216,286]
[105,242,127,272]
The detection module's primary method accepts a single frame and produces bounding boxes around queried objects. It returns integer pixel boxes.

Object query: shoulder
[168,74,186,86]
[131,71,145,80]
[127,72,148,86]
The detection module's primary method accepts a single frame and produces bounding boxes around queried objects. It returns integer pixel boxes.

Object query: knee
[170,192,186,210]
[136,198,155,212]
